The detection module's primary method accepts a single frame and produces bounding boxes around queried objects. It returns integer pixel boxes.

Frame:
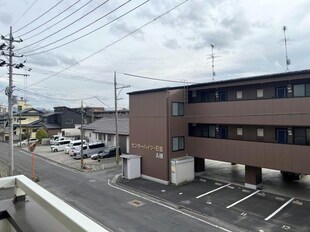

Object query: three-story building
[129,69,310,188]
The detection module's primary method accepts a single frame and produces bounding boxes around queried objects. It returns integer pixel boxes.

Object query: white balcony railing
[0,175,109,232]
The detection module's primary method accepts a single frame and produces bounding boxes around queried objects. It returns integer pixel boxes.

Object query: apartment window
[172,136,184,151]
[236,91,242,99]
[293,84,310,97]
[257,128,264,137]
[18,106,22,111]
[209,125,216,138]
[293,128,310,145]
[257,89,264,98]
[276,87,287,98]
[201,91,215,102]
[219,91,228,101]
[192,90,196,97]
[32,129,37,133]
[201,125,209,137]
[172,102,184,116]
[237,128,243,136]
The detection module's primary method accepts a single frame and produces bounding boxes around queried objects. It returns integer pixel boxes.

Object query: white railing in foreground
[0,175,109,232]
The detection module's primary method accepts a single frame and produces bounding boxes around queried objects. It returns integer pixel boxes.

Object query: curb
[19,147,85,173]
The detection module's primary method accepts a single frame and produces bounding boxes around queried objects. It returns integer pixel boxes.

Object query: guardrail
[0,175,109,232]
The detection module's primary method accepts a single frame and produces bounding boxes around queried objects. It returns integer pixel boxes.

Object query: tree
[36,127,48,142]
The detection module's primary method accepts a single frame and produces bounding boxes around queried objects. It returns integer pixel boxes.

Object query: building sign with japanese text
[131,143,164,152]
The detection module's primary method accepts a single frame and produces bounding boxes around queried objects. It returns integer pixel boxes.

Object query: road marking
[196,183,231,199]
[264,198,295,221]
[226,190,260,209]
[108,180,232,232]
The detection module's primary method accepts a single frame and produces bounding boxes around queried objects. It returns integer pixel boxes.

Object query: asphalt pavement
[0,142,239,232]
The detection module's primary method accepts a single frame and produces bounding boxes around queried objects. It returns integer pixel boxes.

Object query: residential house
[13,108,44,140]
[83,115,129,153]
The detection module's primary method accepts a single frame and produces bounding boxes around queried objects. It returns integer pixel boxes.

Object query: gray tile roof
[84,115,128,135]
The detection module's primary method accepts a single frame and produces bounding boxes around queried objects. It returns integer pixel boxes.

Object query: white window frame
[257,128,264,137]
[257,89,264,98]
[237,128,243,136]
[172,102,184,116]
[172,136,184,151]
[237,91,242,99]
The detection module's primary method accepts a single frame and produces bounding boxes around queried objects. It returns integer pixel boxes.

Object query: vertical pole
[8,26,14,176]
[114,71,119,167]
[80,100,84,170]
[19,113,21,147]
[211,44,215,80]
[283,26,289,72]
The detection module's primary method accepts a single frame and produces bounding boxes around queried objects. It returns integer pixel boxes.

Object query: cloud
[163,38,181,49]
[109,21,144,40]
[28,53,78,67]
[0,12,13,25]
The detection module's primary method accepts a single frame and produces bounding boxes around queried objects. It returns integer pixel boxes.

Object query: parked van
[64,140,86,154]
[50,135,65,145]
[73,142,105,159]
[51,140,71,152]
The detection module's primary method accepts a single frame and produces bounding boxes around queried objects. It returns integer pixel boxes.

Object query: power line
[14,0,65,34]
[30,67,116,86]
[16,0,110,52]
[23,0,138,55]
[18,0,82,38]
[122,72,196,84]
[27,0,190,88]
[15,88,100,101]
[12,0,40,27]
[23,0,93,41]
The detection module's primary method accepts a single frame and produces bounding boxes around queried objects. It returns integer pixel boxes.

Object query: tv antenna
[282,26,291,71]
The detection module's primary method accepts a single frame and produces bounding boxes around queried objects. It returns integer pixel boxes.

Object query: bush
[36,128,48,142]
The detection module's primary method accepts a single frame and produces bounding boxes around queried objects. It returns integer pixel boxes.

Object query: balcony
[187,137,310,174]
[0,175,108,232]
[186,97,310,126]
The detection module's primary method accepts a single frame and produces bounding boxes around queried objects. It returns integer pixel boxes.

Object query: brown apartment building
[129,69,310,189]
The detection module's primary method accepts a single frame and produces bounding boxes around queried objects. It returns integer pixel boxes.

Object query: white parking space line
[264,197,295,221]
[108,180,232,232]
[196,183,231,199]
[226,190,260,209]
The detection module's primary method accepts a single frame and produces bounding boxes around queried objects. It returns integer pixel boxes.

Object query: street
[0,142,236,232]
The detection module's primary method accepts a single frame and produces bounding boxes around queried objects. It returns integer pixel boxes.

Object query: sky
[0,0,309,111]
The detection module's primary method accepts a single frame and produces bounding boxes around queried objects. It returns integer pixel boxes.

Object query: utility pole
[1,26,22,176]
[114,71,129,167]
[80,100,84,170]
[282,26,291,72]
[114,72,119,167]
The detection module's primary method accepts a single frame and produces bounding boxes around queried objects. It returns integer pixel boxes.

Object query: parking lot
[119,176,309,232]
[21,145,119,171]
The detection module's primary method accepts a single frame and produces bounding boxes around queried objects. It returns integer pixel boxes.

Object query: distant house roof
[14,108,44,116]
[43,112,62,117]
[83,115,128,135]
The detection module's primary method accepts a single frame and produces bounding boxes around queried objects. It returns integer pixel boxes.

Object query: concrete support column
[194,157,205,175]
[245,166,262,189]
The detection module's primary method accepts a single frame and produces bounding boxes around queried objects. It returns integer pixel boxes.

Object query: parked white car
[64,140,86,154]
[51,140,71,152]
[17,138,38,147]
[74,142,105,159]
